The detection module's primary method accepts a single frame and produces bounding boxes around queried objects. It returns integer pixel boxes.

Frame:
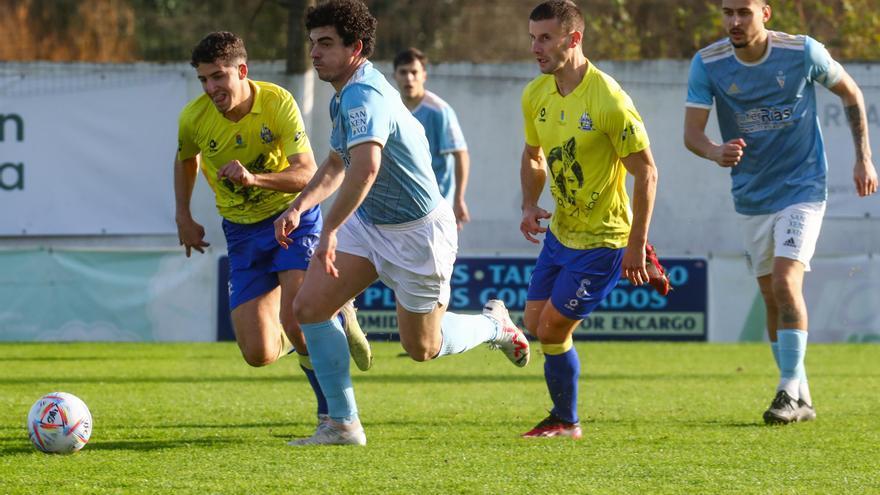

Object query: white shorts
[336,204,458,313]
[738,201,826,277]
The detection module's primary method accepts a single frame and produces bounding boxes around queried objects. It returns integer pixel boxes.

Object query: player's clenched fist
[273,206,302,249]
[217,160,257,186]
[709,138,746,168]
[520,205,552,244]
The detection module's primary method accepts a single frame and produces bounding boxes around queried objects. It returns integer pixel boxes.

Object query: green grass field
[1,342,877,494]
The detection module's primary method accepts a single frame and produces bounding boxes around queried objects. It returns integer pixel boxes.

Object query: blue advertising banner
[217,256,708,341]
[354,257,708,341]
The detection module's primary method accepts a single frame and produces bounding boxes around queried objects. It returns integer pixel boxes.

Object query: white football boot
[482,299,530,367]
[287,421,367,446]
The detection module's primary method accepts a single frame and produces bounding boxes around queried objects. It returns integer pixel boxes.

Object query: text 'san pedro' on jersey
[522,63,650,250]
[177,80,312,224]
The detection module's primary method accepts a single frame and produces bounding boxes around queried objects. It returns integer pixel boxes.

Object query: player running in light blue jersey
[393,47,471,230]
[684,0,877,425]
[273,0,530,447]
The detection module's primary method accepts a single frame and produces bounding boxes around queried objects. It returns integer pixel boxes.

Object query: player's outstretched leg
[482,299,530,367]
[339,300,373,371]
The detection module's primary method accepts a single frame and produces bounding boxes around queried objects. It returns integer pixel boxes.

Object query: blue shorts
[222,206,322,310]
[526,229,624,320]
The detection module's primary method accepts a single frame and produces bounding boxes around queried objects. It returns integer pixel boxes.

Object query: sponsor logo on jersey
[783,237,798,248]
[348,106,369,137]
[776,70,786,88]
[234,133,245,148]
[727,82,741,95]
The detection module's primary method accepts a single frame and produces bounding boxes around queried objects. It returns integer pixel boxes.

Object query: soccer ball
[27,392,92,454]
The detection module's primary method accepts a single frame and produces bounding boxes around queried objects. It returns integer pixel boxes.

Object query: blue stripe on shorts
[526,229,624,320]
[222,205,322,309]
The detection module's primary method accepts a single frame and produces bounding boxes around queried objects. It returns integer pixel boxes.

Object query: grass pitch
[0,341,877,494]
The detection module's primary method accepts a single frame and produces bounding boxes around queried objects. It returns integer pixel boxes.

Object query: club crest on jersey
[260,124,274,144]
[776,70,786,88]
[727,82,741,95]
[578,111,593,131]
[234,133,245,148]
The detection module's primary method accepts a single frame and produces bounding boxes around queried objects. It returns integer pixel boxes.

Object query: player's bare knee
[400,342,438,362]
[241,348,276,367]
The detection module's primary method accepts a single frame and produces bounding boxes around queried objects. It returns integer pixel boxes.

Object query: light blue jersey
[686,31,843,215]
[330,62,442,225]
[411,90,468,201]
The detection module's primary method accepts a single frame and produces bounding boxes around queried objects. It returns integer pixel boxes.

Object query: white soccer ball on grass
[27,392,92,454]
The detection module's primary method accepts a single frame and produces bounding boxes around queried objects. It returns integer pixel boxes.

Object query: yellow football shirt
[177,80,312,224]
[521,62,650,250]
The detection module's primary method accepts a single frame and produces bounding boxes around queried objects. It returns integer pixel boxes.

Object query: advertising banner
[0,69,186,235]
[352,256,708,341]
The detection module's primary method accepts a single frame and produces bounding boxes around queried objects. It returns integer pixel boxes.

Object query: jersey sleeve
[276,91,312,157]
[521,86,540,147]
[439,106,467,154]
[805,36,843,89]
[340,85,391,149]
[176,110,200,161]
[686,53,714,109]
[601,91,650,159]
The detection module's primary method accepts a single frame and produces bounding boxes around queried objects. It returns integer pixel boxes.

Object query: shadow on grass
[0,356,117,362]
[0,437,242,455]
[0,374,550,386]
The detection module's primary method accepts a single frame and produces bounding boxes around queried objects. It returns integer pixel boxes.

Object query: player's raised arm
[827,71,878,197]
[174,154,210,257]
[520,143,551,244]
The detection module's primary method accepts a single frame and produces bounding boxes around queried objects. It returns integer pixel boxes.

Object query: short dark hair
[190,31,247,68]
[529,0,585,34]
[393,47,427,70]
[305,0,377,58]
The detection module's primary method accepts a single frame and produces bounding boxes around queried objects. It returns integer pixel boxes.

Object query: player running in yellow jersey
[174,32,371,428]
[518,1,665,438]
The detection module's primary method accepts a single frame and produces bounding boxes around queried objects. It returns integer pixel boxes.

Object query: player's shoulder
[522,74,555,107]
[586,64,633,111]
[178,93,213,126]
[420,90,454,113]
[253,80,294,101]
[340,63,387,104]
[769,30,808,52]
[697,37,735,64]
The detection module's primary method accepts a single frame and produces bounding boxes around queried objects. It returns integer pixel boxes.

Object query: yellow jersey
[522,62,650,250]
[177,80,312,224]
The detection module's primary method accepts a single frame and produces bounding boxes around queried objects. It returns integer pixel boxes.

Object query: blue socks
[299,319,359,423]
[435,313,499,357]
[776,329,807,399]
[297,353,328,416]
[544,347,580,424]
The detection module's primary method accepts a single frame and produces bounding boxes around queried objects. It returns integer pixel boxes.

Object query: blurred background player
[684,0,877,424]
[518,0,662,438]
[274,0,530,446]
[393,48,471,230]
[174,31,372,427]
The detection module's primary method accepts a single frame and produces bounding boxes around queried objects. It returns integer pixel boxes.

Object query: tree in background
[0,0,136,61]
[1,0,878,63]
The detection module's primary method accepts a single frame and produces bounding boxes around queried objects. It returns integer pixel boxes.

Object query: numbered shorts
[336,204,458,314]
[526,229,624,321]
[738,201,825,277]
[222,205,322,309]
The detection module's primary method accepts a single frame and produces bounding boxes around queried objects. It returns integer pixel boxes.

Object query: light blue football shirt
[411,91,468,201]
[686,31,843,215]
[330,62,442,225]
